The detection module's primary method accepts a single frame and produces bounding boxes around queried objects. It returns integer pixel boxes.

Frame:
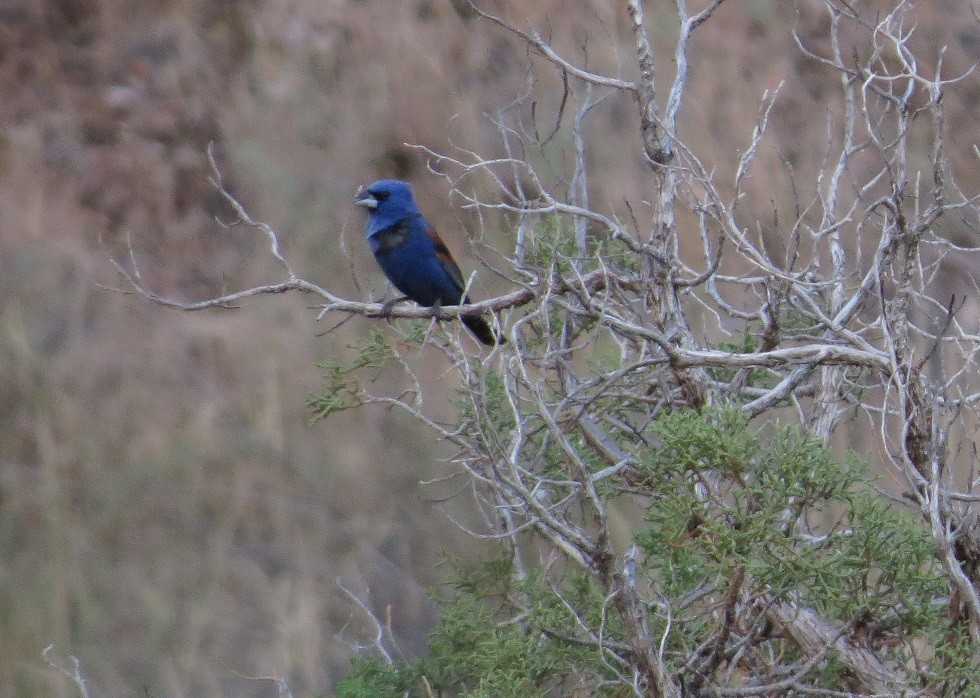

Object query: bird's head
[354,179,419,232]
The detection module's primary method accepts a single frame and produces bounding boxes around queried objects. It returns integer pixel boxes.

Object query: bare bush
[117,0,980,694]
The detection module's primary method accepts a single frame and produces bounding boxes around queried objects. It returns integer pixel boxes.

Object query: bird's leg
[372,295,410,317]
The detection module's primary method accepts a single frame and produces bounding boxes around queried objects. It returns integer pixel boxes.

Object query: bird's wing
[425,222,467,297]
[372,219,411,252]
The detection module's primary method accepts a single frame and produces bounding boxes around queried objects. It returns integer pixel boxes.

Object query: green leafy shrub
[339,409,974,694]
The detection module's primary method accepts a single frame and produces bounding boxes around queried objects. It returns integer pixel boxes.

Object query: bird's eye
[375,191,391,202]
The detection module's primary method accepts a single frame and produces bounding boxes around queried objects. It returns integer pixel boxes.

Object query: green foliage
[307,330,392,422]
[336,657,415,698]
[523,215,578,275]
[405,320,431,345]
[340,409,976,694]
[517,216,600,345]
[338,559,620,697]
[423,592,580,696]
[709,309,819,391]
[924,624,980,694]
[636,409,958,684]
[708,326,762,385]
[456,368,516,441]
[597,226,642,275]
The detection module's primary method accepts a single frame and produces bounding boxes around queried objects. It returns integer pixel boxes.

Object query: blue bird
[353,179,502,345]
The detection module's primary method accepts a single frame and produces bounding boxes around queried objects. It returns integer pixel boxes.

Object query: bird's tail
[462,313,504,346]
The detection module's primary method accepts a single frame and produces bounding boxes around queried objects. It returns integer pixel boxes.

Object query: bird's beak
[353,186,378,209]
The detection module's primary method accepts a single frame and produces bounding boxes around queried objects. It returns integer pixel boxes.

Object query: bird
[353,179,503,345]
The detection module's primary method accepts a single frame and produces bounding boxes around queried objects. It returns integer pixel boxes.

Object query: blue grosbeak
[353,179,502,345]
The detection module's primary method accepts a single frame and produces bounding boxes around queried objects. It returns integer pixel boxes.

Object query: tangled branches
[116,1,980,694]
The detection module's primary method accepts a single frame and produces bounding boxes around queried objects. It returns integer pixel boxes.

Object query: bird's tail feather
[462,314,504,346]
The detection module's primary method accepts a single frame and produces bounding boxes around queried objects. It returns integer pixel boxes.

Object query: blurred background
[0,0,977,694]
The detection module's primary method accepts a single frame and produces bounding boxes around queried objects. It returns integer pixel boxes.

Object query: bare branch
[43,646,91,698]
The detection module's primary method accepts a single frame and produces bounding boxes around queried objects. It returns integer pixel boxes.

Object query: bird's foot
[370,296,410,317]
